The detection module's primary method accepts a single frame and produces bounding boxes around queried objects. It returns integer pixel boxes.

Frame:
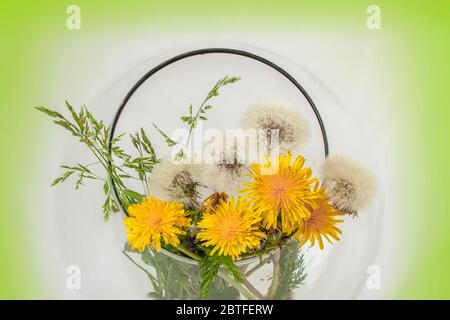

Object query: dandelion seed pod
[320,155,376,213]
[147,160,205,205]
[196,148,250,196]
[241,101,310,153]
[206,164,248,195]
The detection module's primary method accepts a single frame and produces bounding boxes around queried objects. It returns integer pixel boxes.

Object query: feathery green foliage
[123,244,240,300]
[36,77,300,301]
[199,254,244,299]
[36,102,157,219]
[272,240,307,300]
[152,76,241,160]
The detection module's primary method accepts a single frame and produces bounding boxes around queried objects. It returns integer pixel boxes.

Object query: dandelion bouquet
[37,74,375,299]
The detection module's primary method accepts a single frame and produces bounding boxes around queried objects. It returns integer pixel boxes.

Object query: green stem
[176,244,201,260]
[243,278,264,300]
[70,122,129,195]
[267,249,281,299]
[175,245,259,300]
[244,256,273,278]
[217,270,256,300]
[135,141,149,195]
[184,95,211,150]
[121,250,159,285]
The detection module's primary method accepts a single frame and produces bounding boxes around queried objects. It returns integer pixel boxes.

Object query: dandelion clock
[39,44,381,299]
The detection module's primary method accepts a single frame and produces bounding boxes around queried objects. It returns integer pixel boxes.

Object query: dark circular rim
[108,48,329,214]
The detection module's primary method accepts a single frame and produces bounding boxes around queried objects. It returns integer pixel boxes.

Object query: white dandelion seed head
[219,141,242,165]
[196,148,249,196]
[241,101,310,153]
[199,164,249,197]
[321,155,376,213]
[147,159,206,204]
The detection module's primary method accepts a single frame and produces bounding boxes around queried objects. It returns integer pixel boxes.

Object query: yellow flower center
[268,175,292,203]
[241,153,319,232]
[220,221,239,237]
[124,197,191,252]
[197,197,266,260]
[147,215,163,229]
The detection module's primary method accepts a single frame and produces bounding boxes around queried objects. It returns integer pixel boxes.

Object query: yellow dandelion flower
[197,197,266,260]
[241,152,319,233]
[294,186,344,249]
[124,197,191,252]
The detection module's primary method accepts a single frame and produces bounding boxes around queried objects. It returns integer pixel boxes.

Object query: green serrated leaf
[199,256,221,299]
[272,240,307,300]
[199,254,243,299]
[222,257,244,284]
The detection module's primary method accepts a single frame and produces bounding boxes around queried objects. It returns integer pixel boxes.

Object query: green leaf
[111,146,131,161]
[272,240,307,300]
[35,106,64,119]
[180,116,192,124]
[50,169,75,186]
[221,257,244,284]
[65,101,80,124]
[140,128,156,158]
[75,172,85,189]
[140,248,201,299]
[122,189,145,203]
[131,131,139,146]
[199,254,243,299]
[152,123,177,146]
[199,256,222,299]
[102,182,114,220]
[36,102,143,220]
[111,132,126,144]
[174,149,184,161]
[52,119,70,129]
[78,164,92,173]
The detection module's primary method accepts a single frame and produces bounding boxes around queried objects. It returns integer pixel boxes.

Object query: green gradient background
[0,0,449,299]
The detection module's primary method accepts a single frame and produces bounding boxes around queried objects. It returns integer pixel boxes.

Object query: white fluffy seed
[321,155,376,212]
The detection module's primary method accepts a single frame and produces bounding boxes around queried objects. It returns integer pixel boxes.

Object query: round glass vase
[107,46,329,300]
